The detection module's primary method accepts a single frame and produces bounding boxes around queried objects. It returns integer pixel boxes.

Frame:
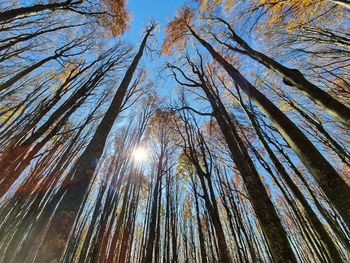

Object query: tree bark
[331,0,350,9]
[193,181,208,263]
[31,26,154,263]
[0,54,58,93]
[216,18,350,126]
[0,1,82,22]
[189,27,350,230]
[0,61,108,197]
[142,149,164,263]
[201,85,296,262]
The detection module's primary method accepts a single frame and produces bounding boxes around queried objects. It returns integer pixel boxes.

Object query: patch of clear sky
[123,0,186,99]
[126,0,185,41]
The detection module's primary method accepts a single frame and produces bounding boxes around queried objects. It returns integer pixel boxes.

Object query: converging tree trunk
[0,1,82,23]
[214,17,350,126]
[172,67,296,262]
[187,26,350,229]
[240,97,343,262]
[331,0,350,9]
[29,25,154,263]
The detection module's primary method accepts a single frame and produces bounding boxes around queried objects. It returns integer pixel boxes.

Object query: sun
[132,146,148,162]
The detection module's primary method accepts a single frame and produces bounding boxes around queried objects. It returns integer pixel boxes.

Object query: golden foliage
[161,6,195,55]
[182,198,193,220]
[101,0,130,36]
[259,0,328,25]
[176,151,194,180]
[330,76,350,107]
[198,0,236,14]
[0,105,25,125]
[51,61,80,83]
[279,101,293,112]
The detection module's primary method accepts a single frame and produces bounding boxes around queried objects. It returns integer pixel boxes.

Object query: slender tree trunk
[142,150,164,263]
[171,192,178,263]
[217,171,251,262]
[154,176,163,263]
[206,176,233,263]
[189,27,350,229]
[5,132,84,263]
[331,0,350,9]
[193,181,208,263]
[215,18,350,126]
[0,0,82,22]
[108,172,133,262]
[29,26,154,263]
[240,98,343,262]
[0,54,58,93]
[274,94,350,166]
[197,80,296,262]
[276,143,350,251]
[0,62,107,197]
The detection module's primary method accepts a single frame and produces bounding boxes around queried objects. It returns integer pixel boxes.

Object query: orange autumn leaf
[162,6,195,55]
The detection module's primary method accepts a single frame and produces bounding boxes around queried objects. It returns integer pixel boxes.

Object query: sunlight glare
[132,147,148,163]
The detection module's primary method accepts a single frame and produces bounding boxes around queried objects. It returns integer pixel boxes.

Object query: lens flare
[132,147,148,162]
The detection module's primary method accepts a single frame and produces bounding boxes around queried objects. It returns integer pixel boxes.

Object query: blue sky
[125,0,185,42]
[121,0,187,100]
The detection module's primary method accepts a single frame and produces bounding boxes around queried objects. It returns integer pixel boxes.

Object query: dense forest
[0,0,349,262]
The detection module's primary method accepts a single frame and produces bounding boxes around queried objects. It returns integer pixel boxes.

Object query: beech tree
[163,6,350,230]
[0,0,349,262]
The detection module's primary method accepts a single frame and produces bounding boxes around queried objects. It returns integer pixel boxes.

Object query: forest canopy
[0,0,349,262]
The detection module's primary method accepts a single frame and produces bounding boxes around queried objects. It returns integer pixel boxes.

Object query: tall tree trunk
[154,175,163,263]
[171,191,178,263]
[142,149,164,263]
[0,0,82,22]
[275,142,350,251]
[4,127,85,263]
[193,166,232,263]
[191,77,296,262]
[240,97,343,262]
[188,26,350,229]
[215,17,350,126]
[217,170,252,262]
[331,0,350,9]
[0,95,86,197]
[0,54,59,93]
[29,26,154,263]
[108,171,133,262]
[193,181,208,263]
[206,176,232,263]
[0,61,107,197]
